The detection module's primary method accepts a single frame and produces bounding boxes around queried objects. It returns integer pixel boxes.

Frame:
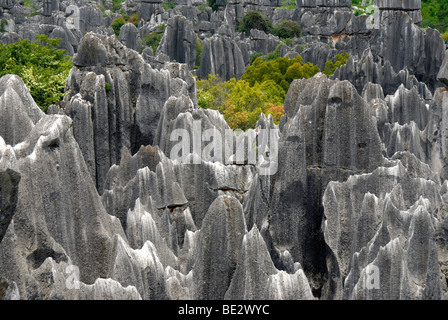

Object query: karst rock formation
[1,0,448,300]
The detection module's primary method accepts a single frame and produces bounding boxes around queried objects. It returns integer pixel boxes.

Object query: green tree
[197,54,323,130]
[0,34,72,112]
[139,24,166,54]
[0,19,8,33]
[323,52,350,77]
[271,20,301,39]
[195,37,203,69]
[207,0,219,11]
[421,0,448,34]
[237,11,273,36]
[111,14,139,36]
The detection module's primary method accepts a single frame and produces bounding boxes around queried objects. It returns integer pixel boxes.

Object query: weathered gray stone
[270,74,384,292]
[192,195,246,299]
[67,32,197,193]
[0,168,20,244]
[438,50,448,86]
[0,75,43,146]
[332,49,433,99]
[324,153,444,299]
[157,15,197,69]
[0,75,127,299]
[198,34,246,81]
[118,22,140,52]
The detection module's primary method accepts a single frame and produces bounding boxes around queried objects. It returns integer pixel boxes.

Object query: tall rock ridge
[1,0,448,302]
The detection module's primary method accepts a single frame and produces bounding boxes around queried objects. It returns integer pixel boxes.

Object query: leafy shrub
[105,82,112,93]
[249,52,263,65]
[237,11,273,36]
[263,44,282,62]
[0,35,72,112]
[271,20,301,40]
[421,0,448,34]
[162,1,176,11]
[112,0,125,12]
[243,54,320,92]
[195,38,203,69]
[323,52,350,77]
[207,0,219,11]
[197,54,320,129]
[276,0,296,9]
[442,30,448,43]
[0,19,7,33]
[140,25,166,54]
[111,14,139,36]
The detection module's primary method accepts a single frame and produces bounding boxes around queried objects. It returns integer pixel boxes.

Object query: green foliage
[162,1,176,11]
[111,14,139,36]
[0,35,72,112]
[238,11,301,43]
[197,54,320,129]
[323,52,350,77]
[249,52,263,65]
[263,43,282,62]
[0,19,7,33]
[421,0,448,34]
[271,20,301,39]
[442,30,448,43]
[207,0,219,11]
[23,0,39,16]
[112,0,125,12]
[197,75,285,130]
[197,3,207,12]
[276,0,296,10]
[351,0,375,16]
[237,11,273,36]
[195,38,203,70]
[140,25,166,54]
[105,82,112,93]
[243,54,319,92]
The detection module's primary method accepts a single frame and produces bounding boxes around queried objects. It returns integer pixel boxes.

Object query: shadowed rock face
[62,32,197,193]
[0,74,136,299]
[192,195,246,300]
[438,51,448,86]
[0,169,20,244]
[157,15,197,70]
[197,34,246,81]
[242,74,385,295]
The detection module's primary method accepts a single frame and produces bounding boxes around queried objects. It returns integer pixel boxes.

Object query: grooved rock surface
[2,0,448,301]
[157,15,197,70]
[197,34,246,81]
[65,32,197,193]
[438,51,448,86]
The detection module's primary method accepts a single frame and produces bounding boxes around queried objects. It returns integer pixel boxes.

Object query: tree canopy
[197,54,322,130]
[0,34,72,112]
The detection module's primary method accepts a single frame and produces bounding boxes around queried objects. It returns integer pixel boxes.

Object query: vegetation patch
[197,50,349,130]
[111,13,139,36]
[195,37,203,70]
[162,1,176,11]
[0,19,8,33]
[0,35,72,112]
[421,0,448,34]
[323,53,350,77]
[197,55,321,130]
[139,24,166,54]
